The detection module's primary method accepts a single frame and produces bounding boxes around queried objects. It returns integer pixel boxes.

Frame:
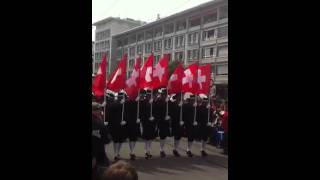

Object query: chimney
[157,14,160,20]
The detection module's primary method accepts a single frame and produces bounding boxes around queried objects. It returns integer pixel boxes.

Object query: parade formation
[92,53,228,166]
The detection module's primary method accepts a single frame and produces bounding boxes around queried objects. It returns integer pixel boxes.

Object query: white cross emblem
[97,67,102,75]
[145,67,152,82]
[110,68,122,84]
[197,69,206,89]
[153,63,165,82]
[168,74,177,89]
[182,69,193,88]
[126,69,139,87]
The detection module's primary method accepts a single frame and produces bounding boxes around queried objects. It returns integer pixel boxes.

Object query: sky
[92,0,214,41]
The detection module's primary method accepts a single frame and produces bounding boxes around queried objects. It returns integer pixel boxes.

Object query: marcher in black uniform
[106,93,128,161]
[141,90,157,159]
[182,93,197,157]
[169,93,183,157]
[124,97,141,160]
[196,95,212,157]
[154,89,169,157]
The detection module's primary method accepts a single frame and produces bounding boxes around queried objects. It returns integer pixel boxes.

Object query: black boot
[160,151,166,158]
[186,151,193,157]
[201,150,208,157]
[173,150,181,157]
[130,154,136,161]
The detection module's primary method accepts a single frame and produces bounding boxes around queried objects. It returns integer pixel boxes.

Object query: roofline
[112,0,225,37]
[93,17,143,26]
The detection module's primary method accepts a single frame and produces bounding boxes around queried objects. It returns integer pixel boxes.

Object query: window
[175,35,185,48]
[211,64,216,75]
[137,44,142,55]
[123,38,128,46]
[95,53,100,61]
[167,53,172,62]
[154,27,163,37]
[128,59,135,69]
[188,32,199,45]
[217,45,228,57]
[174,51,184,62]
[202,46,216,58]
[129,47,135,57]
[117,40,122,47]
[204,10,218,24]
[217,64,228,75]
[117,49,122,59]
[203,29,216,41]
[219,5,228,19]
[164,23,174,34]
[137,33,144,41]
[189,17,200,27]
[154,40,162,52]
[176,20,186,31]
[129,35,136,44]
[164,38,172,50]
[217,26,228,38]
[145,30,153,39]
[145,42,152,53]
[95,62,100,73]
[153,55,161,66]
[124,48,128,56]
[187,49,199,61]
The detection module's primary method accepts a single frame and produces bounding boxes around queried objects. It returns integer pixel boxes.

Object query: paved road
[104,137,228,180]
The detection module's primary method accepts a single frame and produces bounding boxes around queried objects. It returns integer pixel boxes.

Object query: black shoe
[114,156,120,161]
[173,150,181,157]
[160,151,166,158]
[145,153,149,159]
[130,154,136,161]
[186,151,193,157]
[147,153,152,159]
[201,150,208,157]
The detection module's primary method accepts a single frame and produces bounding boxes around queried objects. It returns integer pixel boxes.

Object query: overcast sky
[92,0,214,41]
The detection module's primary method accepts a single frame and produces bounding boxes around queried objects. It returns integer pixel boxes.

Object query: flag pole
[150,89,154,121]
[137,89,140,121]
[179,92,183,125]
[121,92,125,124]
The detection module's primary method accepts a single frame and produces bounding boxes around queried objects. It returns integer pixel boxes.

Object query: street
[104,137,228,180]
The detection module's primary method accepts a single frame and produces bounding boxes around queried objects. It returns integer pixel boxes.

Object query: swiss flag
[168,63,184,95]
[92,54,107,97]
[139,54,153,90]
[125,57,141,100]
[197,64,211,95]
[106,54,127,92]
[152,54,169,89]
[181,63,198,94]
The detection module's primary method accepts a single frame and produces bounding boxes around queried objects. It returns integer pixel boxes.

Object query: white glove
[207,122,212,126]
[149,99,153,104]
[120,99,125,104]
[165,96,170,102]
[100,101,106,107]
[193,103,197,107]
[193,121,198,126]
[179,121,184,126]
[104,121,108,126]
[136,118,141,124]
[178,101,183,107]
[135,96,140,101]
[165,115,170,121]
[120,121,127,126]
[206,104,211,109]
[149,116,154,121]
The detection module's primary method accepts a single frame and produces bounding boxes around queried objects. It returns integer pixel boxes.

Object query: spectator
[101,160,138,180]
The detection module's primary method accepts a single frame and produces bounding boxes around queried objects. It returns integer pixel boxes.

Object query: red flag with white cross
[196,64,211,95]
[125,57,141,100]
[181,63,198,94]
[92,54,107,97]
[168,63,184,95]
[152,54,169,89]
[139,54,154,90]
[106,54,127,92]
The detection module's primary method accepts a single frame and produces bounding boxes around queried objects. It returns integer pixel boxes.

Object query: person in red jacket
[220,109,228,155]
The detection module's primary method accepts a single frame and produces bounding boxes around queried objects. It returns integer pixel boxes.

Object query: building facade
[93,17,145,74]
[93,0,228,100]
